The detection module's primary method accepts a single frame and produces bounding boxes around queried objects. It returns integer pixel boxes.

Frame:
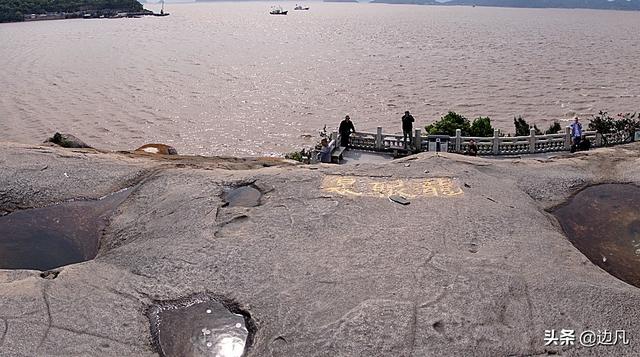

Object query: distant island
[371,0,437,3]
[371,0,640,10]
[0,0,146,23]
[445,0,640,10]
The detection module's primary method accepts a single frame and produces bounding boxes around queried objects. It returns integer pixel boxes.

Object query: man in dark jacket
[402,111,415,148]
[339,115,356,148]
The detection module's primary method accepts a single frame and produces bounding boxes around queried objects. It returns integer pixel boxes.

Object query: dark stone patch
[0,189,130,271]
[40,270,60,279]
[45,132,91,148]
[222,186,262,207]
[148,294,254,357]
[432,321,445,333]
[552,183,640,288]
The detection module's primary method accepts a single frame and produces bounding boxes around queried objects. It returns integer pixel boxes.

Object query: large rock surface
[0,141,639,356]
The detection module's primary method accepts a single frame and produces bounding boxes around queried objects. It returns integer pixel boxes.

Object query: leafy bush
[544,121,562,134]
[588,111,615,134]
[513,116,542,136]
[468,116,494,137]
[588,111,640,144]
[425,112,470,136]
[613,112,640,134]
[285,148,312,163]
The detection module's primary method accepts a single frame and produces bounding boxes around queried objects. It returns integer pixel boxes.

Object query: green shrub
[285,148,312,163]
[613,112,640,134]
[425,112,470,136]
[544,121,562,134]
[514,116,542,136]
[468,117,494,137]
[588,111,615,134]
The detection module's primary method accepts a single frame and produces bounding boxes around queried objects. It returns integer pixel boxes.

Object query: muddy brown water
[150,299,250,357]
[4,4,640,157]
[553,184,640,288]
[0,189,130,271]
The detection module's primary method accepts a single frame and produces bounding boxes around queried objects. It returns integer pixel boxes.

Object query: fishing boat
[294,4,310,10]
[269,6,288,15]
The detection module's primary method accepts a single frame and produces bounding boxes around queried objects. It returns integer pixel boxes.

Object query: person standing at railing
[402,111,415,149]
[570,116,583,152]
[339,115,356,149]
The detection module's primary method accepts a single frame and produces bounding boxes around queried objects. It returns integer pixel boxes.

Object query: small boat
[294,4,310,10]
[270,6,288,15]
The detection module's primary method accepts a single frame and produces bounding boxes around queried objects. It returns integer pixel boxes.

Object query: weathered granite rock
[45,132,92,149]
[0,141,639,356]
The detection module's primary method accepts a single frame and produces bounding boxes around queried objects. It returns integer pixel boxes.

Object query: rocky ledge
[0,141,639,356]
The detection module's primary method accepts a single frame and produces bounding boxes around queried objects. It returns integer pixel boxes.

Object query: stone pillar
[564,126,571,150]
[455,129,462,153]
[529,128,536,154]
[595,132,603,147]
[414,129,421,151]
[493,129,500,155]
[375,127,383,150]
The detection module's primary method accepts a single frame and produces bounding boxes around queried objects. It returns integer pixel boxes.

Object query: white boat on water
[294,4,310,10]
[270,6,288,15]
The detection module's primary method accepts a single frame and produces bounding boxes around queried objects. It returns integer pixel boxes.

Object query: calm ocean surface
[1,2,639,155]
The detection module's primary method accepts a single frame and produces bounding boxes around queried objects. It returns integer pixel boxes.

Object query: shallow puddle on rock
[553,183,640,288]
[152,300,249,357]
[0,189,130,271]
[223,186,262,207]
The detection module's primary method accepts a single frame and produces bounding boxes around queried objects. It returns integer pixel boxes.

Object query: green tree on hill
[0,0,143,22]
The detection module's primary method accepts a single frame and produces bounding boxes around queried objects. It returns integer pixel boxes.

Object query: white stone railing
[329,127,638,156]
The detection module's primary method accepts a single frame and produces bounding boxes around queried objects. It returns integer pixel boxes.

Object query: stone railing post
[492,129,500,155]
[455,129,462,153]
[635,130,640,142]
[529,128,536,153]
[375,127,383,150]
[564,126,571,150]
[595,132,603,147]
[414,129,421,151]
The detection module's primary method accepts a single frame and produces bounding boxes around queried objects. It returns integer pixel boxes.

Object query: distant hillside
[371,0,438,4]
[445,0,640,10]
[371,0,640,9]
[0,0,143,22]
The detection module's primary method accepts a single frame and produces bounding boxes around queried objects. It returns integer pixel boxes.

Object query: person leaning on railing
[570,116,583,152]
